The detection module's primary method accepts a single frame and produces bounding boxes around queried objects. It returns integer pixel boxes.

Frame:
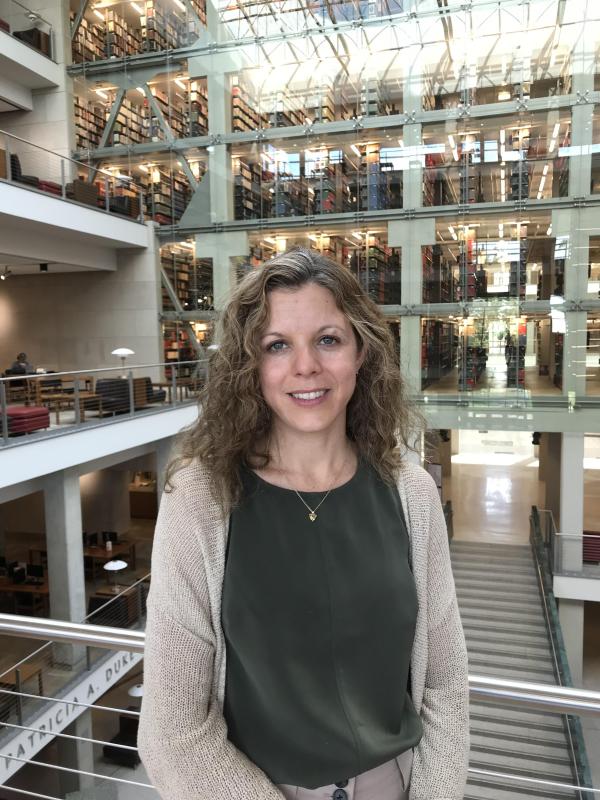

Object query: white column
[558,432,585,686]
[196,231,249,310]
[389,219,436,394]
[57,712,95,796]
[44,470,86,623]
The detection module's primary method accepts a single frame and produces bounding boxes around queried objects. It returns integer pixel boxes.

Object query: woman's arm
[137,477,284,800]
[410,472,470,800]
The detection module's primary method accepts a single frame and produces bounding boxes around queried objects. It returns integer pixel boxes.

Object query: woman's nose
[292,345,321,375]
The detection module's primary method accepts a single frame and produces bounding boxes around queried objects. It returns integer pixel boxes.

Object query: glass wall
[66,0,600,401]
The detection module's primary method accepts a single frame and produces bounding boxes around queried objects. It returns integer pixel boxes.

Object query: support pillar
[58,711,95,796]
[44,470,86,665]
[388,218,436,394]
[541,432,585,685]
[195,231,249,311]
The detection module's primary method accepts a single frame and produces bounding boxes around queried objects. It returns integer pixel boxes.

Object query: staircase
[451,540,583,800]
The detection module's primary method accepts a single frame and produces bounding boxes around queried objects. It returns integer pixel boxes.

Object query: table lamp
[111,347,135,374]
[103,559,128,592]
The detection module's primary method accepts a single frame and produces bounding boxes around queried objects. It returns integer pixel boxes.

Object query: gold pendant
[309,512,317,522]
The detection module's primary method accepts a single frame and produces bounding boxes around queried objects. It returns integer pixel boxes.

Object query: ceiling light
[136,86,146,95]
[95,88,108,100]
[130,0,143,12]
[173,0,186,9]
[93,8,104,19]
[552,122,560,139]
[174,78,187,90]
[498,90,511,101]
[0,267,11,281]
[350,144,361,157]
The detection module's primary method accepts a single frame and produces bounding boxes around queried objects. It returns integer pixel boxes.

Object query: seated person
[9,352,35,374]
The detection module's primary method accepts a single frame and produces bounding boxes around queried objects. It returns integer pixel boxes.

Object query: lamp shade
[103,559,128,572]
[128,683,144,698]
[111,347,135,357]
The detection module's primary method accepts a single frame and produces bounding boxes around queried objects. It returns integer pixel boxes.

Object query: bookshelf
[423,245,455,303]
[421,320,457,387]
[149,166,191,224]
[74,96,107,151]
[233,158,265,220]
[72,0,207,63]
[349,237,401,303]
[458,319,488,390]
[71,14,105,63]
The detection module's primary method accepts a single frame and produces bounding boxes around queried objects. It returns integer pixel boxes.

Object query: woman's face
[258,283,364,441]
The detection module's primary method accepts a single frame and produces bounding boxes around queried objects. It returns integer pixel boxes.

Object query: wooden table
[155,377,203,404]
[40,391,102,424]
[0,575,50,615]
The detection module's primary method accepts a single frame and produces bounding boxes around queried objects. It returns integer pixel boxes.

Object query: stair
[451,540,582,799]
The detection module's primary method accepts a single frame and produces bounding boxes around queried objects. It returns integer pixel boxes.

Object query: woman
[138,248,469,799]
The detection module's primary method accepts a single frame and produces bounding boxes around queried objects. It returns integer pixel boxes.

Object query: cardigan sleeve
[137,479,285,800]
[410,471,470,800]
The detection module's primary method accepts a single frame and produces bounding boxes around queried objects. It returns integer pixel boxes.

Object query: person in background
[138,248,469,800]
[9,353,34,374]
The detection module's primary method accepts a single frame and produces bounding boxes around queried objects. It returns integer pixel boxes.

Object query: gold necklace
[289,454,351,522]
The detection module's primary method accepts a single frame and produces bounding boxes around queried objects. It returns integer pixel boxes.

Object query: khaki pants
[277,749,413,800]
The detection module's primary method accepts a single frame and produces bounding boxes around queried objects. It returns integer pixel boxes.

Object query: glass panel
[420,309,562,397]
[70,0,206,63]
[230,131,404,220]
[424,213,558,304]
[422,112,571,206]
[244,227,401,305]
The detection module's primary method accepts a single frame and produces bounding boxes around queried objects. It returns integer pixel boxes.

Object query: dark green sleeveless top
[222,459,422,789]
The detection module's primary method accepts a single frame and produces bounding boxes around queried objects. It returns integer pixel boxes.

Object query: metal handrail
[0,359,206,384]
[2,613,600,717]
[530,507,592,799]
[0,129,142,192]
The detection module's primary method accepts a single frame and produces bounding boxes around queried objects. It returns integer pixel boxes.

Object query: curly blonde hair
[167,247,422,511]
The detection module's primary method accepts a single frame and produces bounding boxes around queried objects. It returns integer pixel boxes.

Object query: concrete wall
[1,0,75,165]
[0,239,162,373]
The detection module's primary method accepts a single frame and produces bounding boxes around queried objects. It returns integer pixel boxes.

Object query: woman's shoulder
[396,459,437,495]
[163,458,220,511]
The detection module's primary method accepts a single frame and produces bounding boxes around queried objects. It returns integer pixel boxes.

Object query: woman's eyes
[266,335,340,352]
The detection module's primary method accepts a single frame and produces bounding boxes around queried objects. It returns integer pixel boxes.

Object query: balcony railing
[0,359,205,446]
[0,0,53,59]
[534,506,600,580]
[0,130,145,222]
[1,614,600,798]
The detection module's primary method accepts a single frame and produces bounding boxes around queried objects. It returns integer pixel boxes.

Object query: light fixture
[128,683,144,698]
[93,8,104,19]
[275,236,287,253]
[136,86,146,96]
[497,90,511,101]
[111,347,135,372]
[103,559,128,592]
[130,1,144,13]
[174,77,187,90]
[95,88,108,100]
[350,144,361,157]
[0,267,11,281]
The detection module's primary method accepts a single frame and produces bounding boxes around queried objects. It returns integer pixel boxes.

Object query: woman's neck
[257,430,357,492]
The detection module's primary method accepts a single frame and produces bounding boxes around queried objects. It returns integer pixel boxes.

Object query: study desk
[0,576,50,615]
[40,391,103,424]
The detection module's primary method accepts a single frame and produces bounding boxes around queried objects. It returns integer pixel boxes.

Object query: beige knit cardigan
[138,459,470,799]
